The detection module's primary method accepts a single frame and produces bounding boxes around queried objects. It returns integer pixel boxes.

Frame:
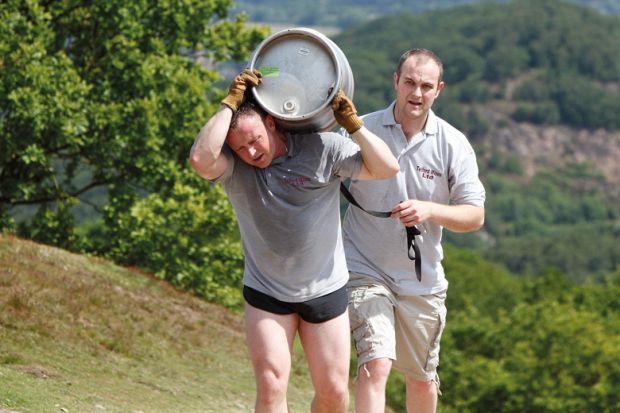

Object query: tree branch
[0,179,111,207]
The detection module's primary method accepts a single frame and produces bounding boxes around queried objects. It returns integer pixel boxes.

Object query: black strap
[340,183,422,281]
[406,226,422,281]
[339,182,390,218]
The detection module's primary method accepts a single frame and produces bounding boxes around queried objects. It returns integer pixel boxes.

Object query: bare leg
[406,377,437,413]
[354,357,392,413]
[298,312,350,413]
[245,303,299,413]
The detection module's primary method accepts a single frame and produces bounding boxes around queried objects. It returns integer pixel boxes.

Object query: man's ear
[265,114,277,131]
[435,81,445,98]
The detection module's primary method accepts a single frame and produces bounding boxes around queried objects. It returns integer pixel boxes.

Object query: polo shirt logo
[417,166,442,180]
[283,176,311,186]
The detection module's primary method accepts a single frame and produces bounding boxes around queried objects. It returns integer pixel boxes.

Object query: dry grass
[0,235,315,412]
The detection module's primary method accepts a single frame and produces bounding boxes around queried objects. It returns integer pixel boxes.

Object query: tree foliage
[1,0,264,217]
[385,247,620,412]
[479,164,620,281]
[0,0,267,305]
[102,169,245,309]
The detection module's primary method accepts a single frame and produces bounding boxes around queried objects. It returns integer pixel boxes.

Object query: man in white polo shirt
[343,49,486,413]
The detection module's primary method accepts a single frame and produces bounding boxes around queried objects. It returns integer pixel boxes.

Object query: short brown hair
[396,48,444,84]
[229,100,267,130]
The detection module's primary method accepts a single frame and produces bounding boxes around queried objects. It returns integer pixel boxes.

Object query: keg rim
[249,27,342,122]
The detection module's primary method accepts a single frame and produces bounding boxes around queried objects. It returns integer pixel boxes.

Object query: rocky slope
[480,106,620,200]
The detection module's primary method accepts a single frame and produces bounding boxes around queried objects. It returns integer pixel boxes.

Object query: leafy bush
[442,299,620,412]
[91,170,245,309]
[385,250,620,412]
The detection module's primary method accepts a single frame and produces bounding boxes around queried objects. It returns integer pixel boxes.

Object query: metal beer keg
[248,27,354,133]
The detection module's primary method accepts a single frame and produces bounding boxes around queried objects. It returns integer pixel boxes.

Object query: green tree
[442,300,620,412]
[0,0,264,235]
[0,0,267,306]
[102,169,245,309]
[385,251,620,412]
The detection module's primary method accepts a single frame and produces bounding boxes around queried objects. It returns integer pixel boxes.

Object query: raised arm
[331,90,399,180]
[189,69,262,180]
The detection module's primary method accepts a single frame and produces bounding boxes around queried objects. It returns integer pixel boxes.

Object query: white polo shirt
[342,102,486,296]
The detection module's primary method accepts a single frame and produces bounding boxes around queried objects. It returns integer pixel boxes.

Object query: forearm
[351,126,399,180]
[189,105,232,179]
[429,203,485,232]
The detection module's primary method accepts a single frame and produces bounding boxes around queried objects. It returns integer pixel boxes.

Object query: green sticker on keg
[259,66,280,77]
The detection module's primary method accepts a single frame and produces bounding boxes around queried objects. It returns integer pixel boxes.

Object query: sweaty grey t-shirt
[217,131,362,302]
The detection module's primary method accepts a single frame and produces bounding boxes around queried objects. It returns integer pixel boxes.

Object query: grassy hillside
[0,235,315,413]
[2,222,619,413]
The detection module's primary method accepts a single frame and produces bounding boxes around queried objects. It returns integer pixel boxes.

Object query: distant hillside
[0,235,315,413]
[232,0,619,29]
[332,0,620,196]
[233,0,482,29]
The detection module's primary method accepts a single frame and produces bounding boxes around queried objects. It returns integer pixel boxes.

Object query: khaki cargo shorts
[347,272,447,383]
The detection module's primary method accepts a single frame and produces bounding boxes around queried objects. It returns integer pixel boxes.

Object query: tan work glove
[331,89,364,134]
[221,69,262,111]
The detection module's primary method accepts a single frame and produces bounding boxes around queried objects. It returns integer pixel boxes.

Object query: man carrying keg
[342,48,486,413]
[189,68,399,413]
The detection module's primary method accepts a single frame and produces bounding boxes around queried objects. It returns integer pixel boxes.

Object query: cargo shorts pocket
[423,310,446,373]
[347,285,396,363]
[348,288,375,356]
[351,319,375,356]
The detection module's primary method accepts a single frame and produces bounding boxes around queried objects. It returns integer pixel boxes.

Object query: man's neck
[398,114,428,142]
[276,133,289,158]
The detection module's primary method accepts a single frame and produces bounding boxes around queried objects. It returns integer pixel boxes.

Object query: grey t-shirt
[217,131,362,302]
[343,104,486,296]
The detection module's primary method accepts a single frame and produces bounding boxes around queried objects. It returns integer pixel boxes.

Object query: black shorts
[243,285,348,324]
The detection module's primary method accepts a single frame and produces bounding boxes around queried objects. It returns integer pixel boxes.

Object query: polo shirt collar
[382,101,399,126]
[423,109,439,136]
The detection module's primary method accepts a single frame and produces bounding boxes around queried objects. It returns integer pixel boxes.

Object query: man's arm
[189,105,234,180]
[391,201,485,232]
[331,90,399,180]
[188,69,262,180]
[349,126,400,180]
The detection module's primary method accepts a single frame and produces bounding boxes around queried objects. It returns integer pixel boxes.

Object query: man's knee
[255,370,288,404]
[316,374,349,396]
[359,358,392,384]
[406,376,439,396]
[314,379,349,408]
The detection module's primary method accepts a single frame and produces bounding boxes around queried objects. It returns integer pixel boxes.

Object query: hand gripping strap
[340,183,422,281]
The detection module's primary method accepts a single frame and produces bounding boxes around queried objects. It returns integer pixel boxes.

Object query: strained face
[228,113,275,168]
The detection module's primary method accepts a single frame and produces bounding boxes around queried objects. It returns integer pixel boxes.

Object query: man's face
[227,112,277,168]
[393,56,444,123]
